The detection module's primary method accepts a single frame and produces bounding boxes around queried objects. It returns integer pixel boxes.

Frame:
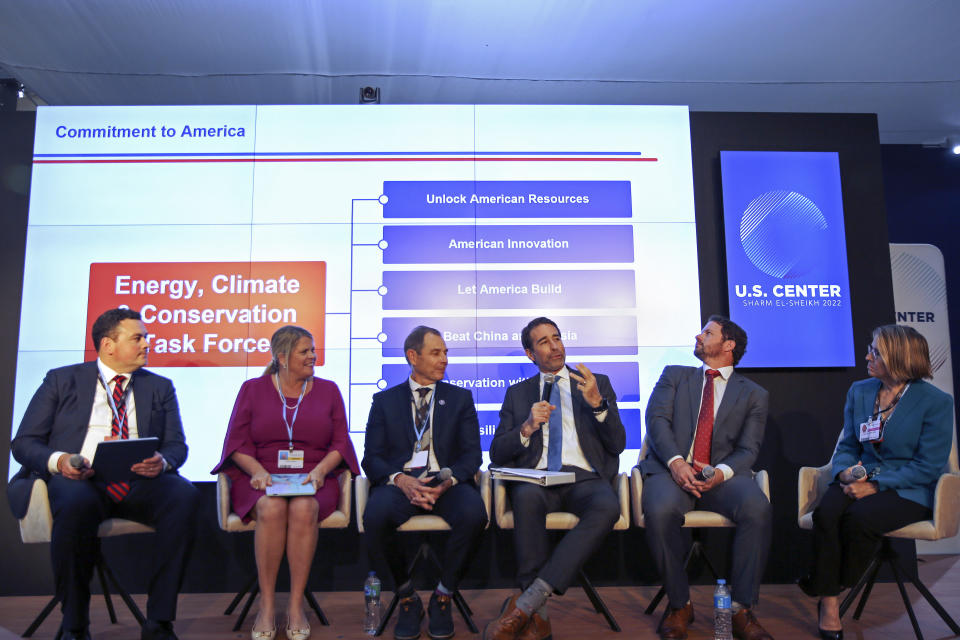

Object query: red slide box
[85,261,326,367]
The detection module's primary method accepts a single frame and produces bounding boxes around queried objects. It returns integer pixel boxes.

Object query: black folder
[92,437,159,482]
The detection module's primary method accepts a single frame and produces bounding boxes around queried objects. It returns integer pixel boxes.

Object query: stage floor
[1,555,957,639]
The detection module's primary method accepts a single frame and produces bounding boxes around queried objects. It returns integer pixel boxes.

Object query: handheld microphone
[539,373,556,429]
[850,465,867,480]
[69,454,88,470]
[428,467,453,486]
[695,465,715,482]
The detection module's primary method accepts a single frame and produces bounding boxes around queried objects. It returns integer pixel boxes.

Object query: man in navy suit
[362,325,487,640]
[8,308,199,640]
[484,317,625,640]
[641,315,773,640]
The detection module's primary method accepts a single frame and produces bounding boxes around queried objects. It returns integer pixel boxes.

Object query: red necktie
[106,375,130,502]
[691,369,721,467]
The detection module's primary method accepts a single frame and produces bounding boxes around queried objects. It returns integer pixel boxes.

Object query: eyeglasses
[866,344,881,358]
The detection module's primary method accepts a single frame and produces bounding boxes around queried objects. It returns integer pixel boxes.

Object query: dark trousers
[47,473,200,632]
[810,483,931,596]
[363,482,487,592]
[642,472,772,608]
[509,476,620,594]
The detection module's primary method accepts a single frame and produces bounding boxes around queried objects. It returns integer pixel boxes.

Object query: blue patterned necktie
[546,380,563,471]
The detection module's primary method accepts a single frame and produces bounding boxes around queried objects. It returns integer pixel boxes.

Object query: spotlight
[950,136,960,156]
[359,86,381,104]
[18,84,24,99]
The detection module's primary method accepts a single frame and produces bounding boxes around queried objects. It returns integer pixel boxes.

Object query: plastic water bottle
[363,571,382,635]
[713,578,733,640]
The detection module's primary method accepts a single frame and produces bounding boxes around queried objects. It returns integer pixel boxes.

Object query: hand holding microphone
[695,464,715,482]
[58,452,93,480]
[522,374,556,437]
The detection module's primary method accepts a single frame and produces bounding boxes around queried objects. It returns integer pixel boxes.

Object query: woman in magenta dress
[213,326,359,640]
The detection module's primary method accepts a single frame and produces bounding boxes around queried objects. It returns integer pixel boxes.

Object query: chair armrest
[355,476,369,533]
[20,478,53,544]
[614,472,629,530]
[493,478,512,529]
[479,471,492,529]
[754,469,770,500]
[630,467,643,527]
[798,463,832,528]
[216,472,231,531]
[337,469,353,523]
[932,472,960,540]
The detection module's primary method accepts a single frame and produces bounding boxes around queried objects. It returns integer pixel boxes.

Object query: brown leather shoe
[732,608,774,640]
[482,595,530,640]
[657,602,694,639]
[519,610,552,640]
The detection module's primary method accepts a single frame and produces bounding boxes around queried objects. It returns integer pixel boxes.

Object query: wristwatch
[591,398,609,414]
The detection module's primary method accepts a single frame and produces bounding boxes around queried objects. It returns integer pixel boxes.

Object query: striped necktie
[105,375,130,502]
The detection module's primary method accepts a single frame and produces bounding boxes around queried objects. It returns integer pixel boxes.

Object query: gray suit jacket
[8,361,188,518]
[640,365,768,476]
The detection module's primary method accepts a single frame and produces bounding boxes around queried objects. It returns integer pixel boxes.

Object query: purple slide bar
[381,270,636,310]
[382,181,632,218]
[383,225,633,264]
[477,409,642,451]
[381,316,639,357]
[380,361,640,405]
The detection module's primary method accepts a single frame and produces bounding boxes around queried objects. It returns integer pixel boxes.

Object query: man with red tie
[8,308,199,640]
[640,315,773,640]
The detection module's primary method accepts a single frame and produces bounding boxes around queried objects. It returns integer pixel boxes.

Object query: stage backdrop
[1,110,900,596]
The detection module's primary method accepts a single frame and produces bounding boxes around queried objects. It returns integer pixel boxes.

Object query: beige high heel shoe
[251,612,276,640]
[285,615,311,640]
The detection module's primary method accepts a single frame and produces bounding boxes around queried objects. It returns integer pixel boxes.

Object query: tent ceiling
[1,0,958,144]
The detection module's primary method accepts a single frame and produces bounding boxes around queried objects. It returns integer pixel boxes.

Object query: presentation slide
[720,150,855,367]
[10,105,701,480]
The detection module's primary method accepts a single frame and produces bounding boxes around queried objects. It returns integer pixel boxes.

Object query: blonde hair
[263,326,313,376]
[872,324,933,382]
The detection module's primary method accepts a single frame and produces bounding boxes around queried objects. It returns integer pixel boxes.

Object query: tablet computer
[92,437,159,482]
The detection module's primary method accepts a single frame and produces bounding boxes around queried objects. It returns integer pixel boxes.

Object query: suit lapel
[880,381,921,441]
[524,375,544,462]
[77,363,100,445]
[131,369,151,436]
[431,382,446,462]
[858,380,881,425]
[400,383,418,450]
[687,367,703,441]
[714,373,744,432]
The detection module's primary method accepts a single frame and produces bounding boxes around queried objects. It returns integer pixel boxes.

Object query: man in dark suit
[641,315,773,640]
[484,317,625,640]
[362,325,487,640]
[8,308,200,640]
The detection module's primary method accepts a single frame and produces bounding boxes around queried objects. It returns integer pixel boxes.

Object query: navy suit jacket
[489,367,626,484]
[361,380,482,487]
[831,378,953,509]
[640,365,769,477]
[8,361,189,518]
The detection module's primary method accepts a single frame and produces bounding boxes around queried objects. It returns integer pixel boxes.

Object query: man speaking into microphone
[362,325,487,640]
[641,315,773,640]
[485,317,624,640]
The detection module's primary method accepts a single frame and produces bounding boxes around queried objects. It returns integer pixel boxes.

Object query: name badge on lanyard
[274,374,307,469]
[859,417,883,443]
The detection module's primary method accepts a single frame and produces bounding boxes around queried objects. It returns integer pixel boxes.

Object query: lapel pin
[438,399,445,406]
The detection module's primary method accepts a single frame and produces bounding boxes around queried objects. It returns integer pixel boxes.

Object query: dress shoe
[731,608,773,640]
[817,600,843,640]
[657,602,693,639]
[427,591,454,640]
[285,614,311,640]
[394,593,424,640]
[59,627,92,640]
[519,610,552,640]
[141,619,179,640]
[251,611,277,640]
[482,594,530,640]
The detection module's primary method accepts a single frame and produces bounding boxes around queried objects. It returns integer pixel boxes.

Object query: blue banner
[720,151,855,367]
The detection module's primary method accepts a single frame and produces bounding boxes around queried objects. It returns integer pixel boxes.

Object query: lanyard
[412,389,435,451]
[273,374,307,450]
[871,383,909,422]
[98,371,131,429]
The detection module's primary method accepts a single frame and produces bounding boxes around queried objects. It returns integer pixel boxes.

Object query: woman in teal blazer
[802,324,953,640]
